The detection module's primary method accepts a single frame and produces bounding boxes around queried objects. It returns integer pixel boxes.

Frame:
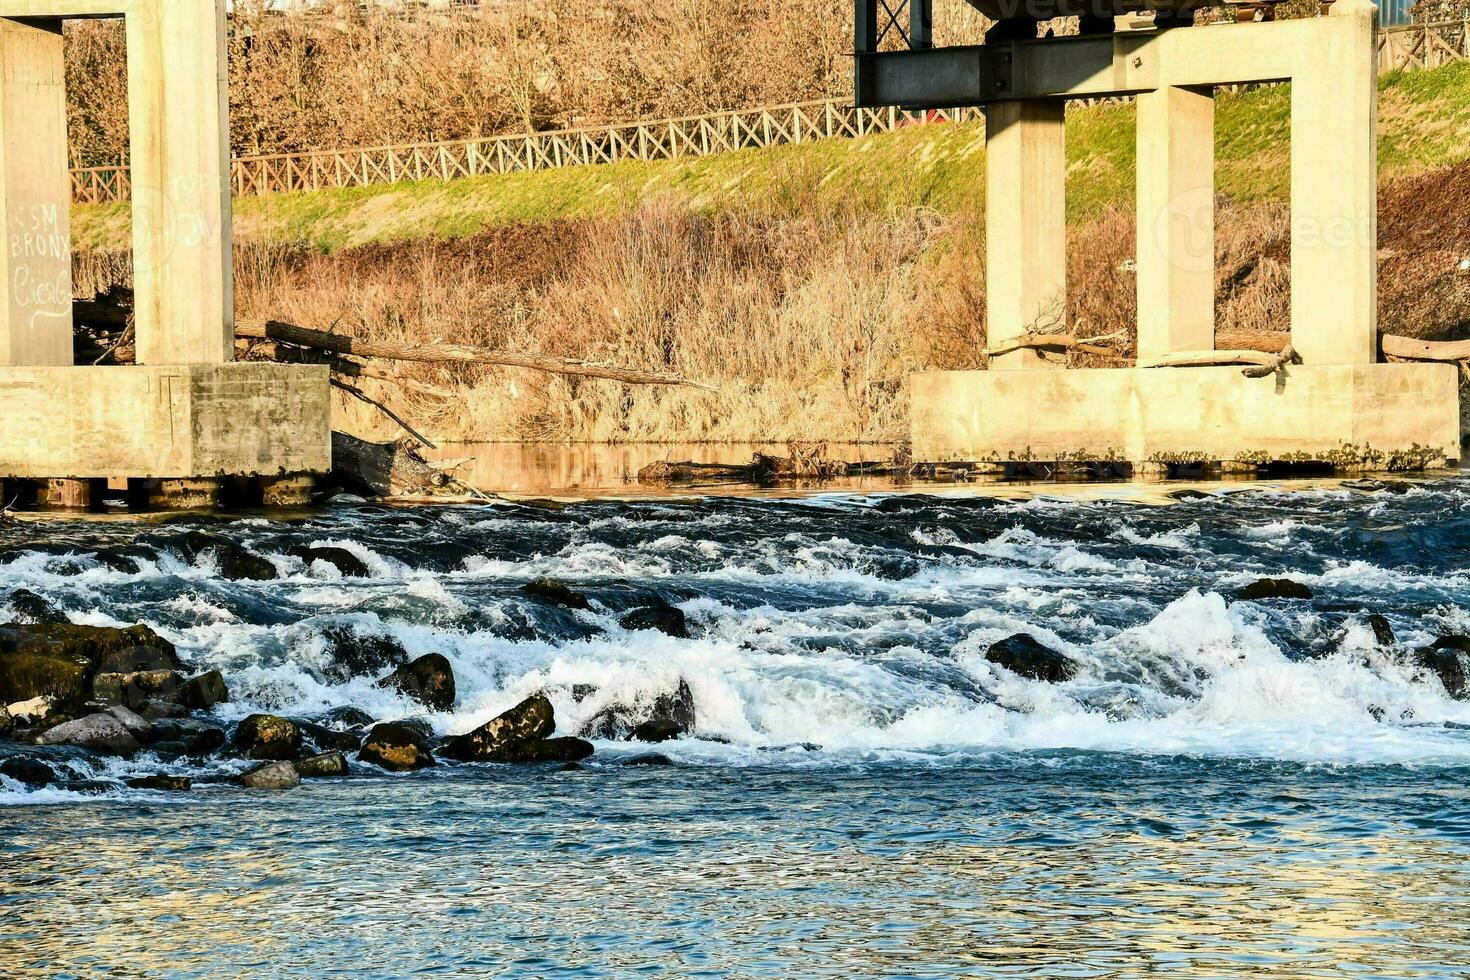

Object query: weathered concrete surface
[0,363,330,478]
[911,364,1462,468]
[0,17,71,367]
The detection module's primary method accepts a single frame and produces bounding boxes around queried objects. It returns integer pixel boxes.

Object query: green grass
[72,61,1470,253]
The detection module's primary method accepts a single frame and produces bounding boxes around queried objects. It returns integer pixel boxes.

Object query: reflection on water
[424,441,904,497]
[4,761,1469,977]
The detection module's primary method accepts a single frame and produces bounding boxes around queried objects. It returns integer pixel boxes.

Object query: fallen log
[1379,335,1470,363]
[1240,344,1301,379]
[235,319,717,391]
[1143,349,1284,369]
[986,331,1123,359]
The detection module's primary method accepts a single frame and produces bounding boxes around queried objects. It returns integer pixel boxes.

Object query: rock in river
[1,756,57,786]
[619,598,689,638]
[287,544,371,578]
[296,750,349,778]
[377,653,456,712]
[985,634,1079,683]
[441,694,594,763]
[36,712,141,755]
[581,679,696,742]
[521,577,592,610]
[5,588,67,624]
[0,622,179,710]
[1414,637,1468,700]
[232,714,303,761]
[1236,578,1314,601]
[320,625,410,682]
[241,760,300,789]
[1365,614,1397,647]
[358,722,436,771]
[125,774,192,792]
[178,669,230,710]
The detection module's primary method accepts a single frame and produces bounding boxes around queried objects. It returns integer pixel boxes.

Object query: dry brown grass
[71,162,1470,443]
[69,0,981,163]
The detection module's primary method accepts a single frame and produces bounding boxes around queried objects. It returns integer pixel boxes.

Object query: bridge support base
[0,363,330,482]
[911,363,1462,472]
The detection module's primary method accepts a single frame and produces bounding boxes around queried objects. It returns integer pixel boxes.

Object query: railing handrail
[68,21,1465,204]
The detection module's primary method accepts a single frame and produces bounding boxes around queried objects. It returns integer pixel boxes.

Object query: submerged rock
[178,670,230,711]
[296,720,362,754]
[321,705,374,729]
[495,736,594,764]
[377,653,456,712]
[177,532,277,581]
[232,714,303,761]
[1365,615,1397,647]
[581,680,696,742]
[5,589,67,625]
[37,712,141,755]
[1414,637,1469,699]
[619,599,689,638]
[149,718,226,758]
[0,756,56,786]
[521,577,592,610]
[985,634,1079,683]
[320,626,410,682]
[296,750,349,778]
[358,722,436,771]
[287,544,371,578]
[125,774,192,792]
[623,752,675,767]
[1236,578,1314,601]
[241,760,300,789]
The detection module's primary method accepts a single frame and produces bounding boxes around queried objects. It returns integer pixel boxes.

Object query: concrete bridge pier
[0,0,329,510]
[903,0,1461,474]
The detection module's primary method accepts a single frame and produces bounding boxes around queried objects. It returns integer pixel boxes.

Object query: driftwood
[987,331,1125,359]
[330,432,470,498]
[1144,349,1284,369]
[638,444,894,486]
[1240,344,1301,379]
[235,319,716,391]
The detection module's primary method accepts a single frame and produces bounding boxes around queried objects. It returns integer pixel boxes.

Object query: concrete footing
[0,363,330,480]
[911,363,1462,471]
[259,474,316,508]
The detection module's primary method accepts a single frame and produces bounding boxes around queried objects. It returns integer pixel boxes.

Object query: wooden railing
[1378,18,1469,71]
[69,20,1467,206]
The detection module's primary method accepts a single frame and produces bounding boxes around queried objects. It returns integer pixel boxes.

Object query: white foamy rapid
[5,483,1470,806]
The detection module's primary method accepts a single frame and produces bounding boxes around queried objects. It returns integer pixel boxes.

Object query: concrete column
[148,478,221,510]
[43,478,90,508]
[1135,85,1215,365]
[1289,0,1378,366]
[259,473,314,507]
[985,99,1066,370]
[0,17,71,367]
[128,0,234,366]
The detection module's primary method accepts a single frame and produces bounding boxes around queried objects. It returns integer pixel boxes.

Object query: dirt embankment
[73,160,1470,445]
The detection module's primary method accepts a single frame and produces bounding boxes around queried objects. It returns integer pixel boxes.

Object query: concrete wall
[912,364,1461,468]
[0,364,331,479]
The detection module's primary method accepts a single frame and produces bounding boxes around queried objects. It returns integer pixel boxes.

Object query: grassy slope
[71,62,1470,253]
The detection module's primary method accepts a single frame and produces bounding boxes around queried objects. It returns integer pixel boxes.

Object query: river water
[4,479,1470,976]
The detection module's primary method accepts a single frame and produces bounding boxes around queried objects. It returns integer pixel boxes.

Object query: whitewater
[4,480,1470,976]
